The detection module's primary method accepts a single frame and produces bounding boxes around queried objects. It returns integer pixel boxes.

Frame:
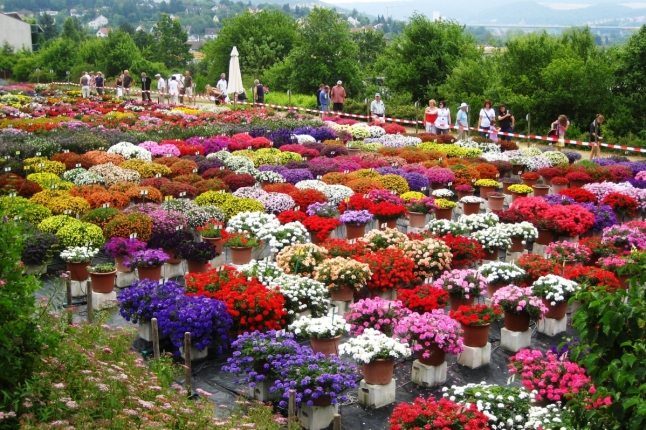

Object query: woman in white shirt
[477,100,496,138]
[168,76,179,105]
[434,100,451,135]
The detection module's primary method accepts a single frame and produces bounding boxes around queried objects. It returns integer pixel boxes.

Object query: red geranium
[563,265,620,292]
[450,304,503,326]
[277,210,308,224]
[601,192,639,218]
[389,397,489,430]
[397,284,449,313]
[440,234,485,268]
[302,215,341,241]
[288,188,328,212]
[516,254,561,286]
[370,201,407,220]
[541,204,595,237]
[509,197,551,223]
[383,123,406,134]
[492,208,526,224]
[321,238,368,258]
[338,194,375,213]
[355,248,416,292]
[558,188,597,203]
[565,171,593,183]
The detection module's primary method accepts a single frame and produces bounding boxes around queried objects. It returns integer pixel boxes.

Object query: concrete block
[506,251,525,262]
[457,343,491,369]
[411,360,447,387]
[330,300,352,316]
[358,378,396,409]
[297,404,338,430]
[138,321,152,342]
[374,289,397,301]
[500,328,532,352]
[116,271,137,288]
[70,280,88,297]
[532,243,547,257]
[162,262,185,279]
[537,316,567,337]
[91,290,117,311]
[180,346,208,361]
[252,244,271,261]
[248,380,279,402]
[568,300,581,314]
[504,194,512,207]
[209,254,226,269]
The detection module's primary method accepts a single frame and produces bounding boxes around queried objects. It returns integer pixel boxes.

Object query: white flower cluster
[226,212,308,253]
[107,142,152,161]
[339,328,411,364]
[480,152,507,163]
[198,105,231,114]
[542,151,569,167]
[525,404,569,430]
[289,314,350,339]
[239,260,285,285]
[294,180,353,205]
[456,140,501,154]
[425,219,470,236]
[294,134,316,144]
[524,156,552,172]
[60,245,99,262]
[254,170,284,183]
[477,261,526,285]
[367,126,386,138]
[332,124,371,139]
[232,186,267,200]
[472,225,513,250]
[270,273,330,316]
[185,206,226,228]
[432,189,454,198]
[227,211,277,234]
[503,221,538,243]
[206,150,231,161]
[459,196,486,204]
[379,134,422,147]
[532,274,580,305]
[501,151,527,166]
[258,192,295,214]
[457,212,499,231]
[88,164,141,187]
[63,168,105,186]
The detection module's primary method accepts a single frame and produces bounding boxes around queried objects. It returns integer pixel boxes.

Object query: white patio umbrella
[227,46,244,105]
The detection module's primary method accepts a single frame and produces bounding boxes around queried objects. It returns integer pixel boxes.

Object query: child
[489,120,499,143]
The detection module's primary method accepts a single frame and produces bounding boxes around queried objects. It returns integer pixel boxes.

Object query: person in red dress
[424,99,439,134]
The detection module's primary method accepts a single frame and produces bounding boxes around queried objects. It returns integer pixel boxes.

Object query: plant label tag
[381,223,387,228]
[316,175,322,180]
[448,182,453,187]
[176,225,181,231]
[166,154,172,158]
[507,374,515,385]
[192,169,198,173]
[439,157,443,162]
[294,206,300,211]
[36,152,41,156]
[63,150,69,153]
[155,173,161,178]
[421,187,427,191]
[343,170,349,174]
[496,174,500,178]
[330,151,335,155]
[348,239,356,244]
[38,163,44,167]
[102,203,110,208]
[195,151,200,156]
[3,167,9,172]
[130,233,137,239]
[76,163,82,168]
[517,171,522,175]
[15,151,20,155]
[219,190,225,194]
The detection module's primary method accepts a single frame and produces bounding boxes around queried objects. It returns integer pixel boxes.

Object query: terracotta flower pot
[202,237,223,255]
[345,223,366,239]
[377,218,398,230]
[114,255,131,273]
[66,261,90,282]
[487,195,505,211]
[435,208,453,221]
[487,283,506,299]
[541,177,552,186]
[408,212,427,228]
[331,285,354,301]
[511,191,530,202]
[163,248,182,265]
[348,148,361,156]
[510,237,525,252]
[535,229,554,246]
[137,265,162,281]
[482,248,499,261]
[522,178,538,187]
[618,274,630,290]
[541,298,568,319]
[89,270,116,293]
[479,186,496,198]
[551,183,568,194]
[418,342,446,366]
[462,202,481,216]
[504,311,530,332]
[569,180,586,189]
[229,247,253,265]
[187,260,208,273]
[532,185,550,197]
[449,294,475,312]
[362,359,395,385]
[460,323,491,348]
[457,190,475,200]
[309,230,332,245]
[502,182,513,195]
[310,335,342,358]
[512,164,525,175]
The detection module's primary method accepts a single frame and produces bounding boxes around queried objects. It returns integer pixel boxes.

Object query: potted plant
[275,243,328,277]
[21,231,58,275]
[124,248,170,281]
[579,236,619,266]
[289,314,349,357]
[223,232,262,265]
[501,177,522,195]
[550,176,569,194]
[457,212,499,232]
[175,241,218,273]
[598,256,631,289]
[459,196,485,216]
[405,197,437,228]
[356,248,416,298]
[339,209,373,239]
[545,241,592,266]
[601,192,639,221]
[399,237,453,282]
[340,328,412,385]
[565,171,592,188]
[271,273,330,320]
[313,257,371,301]
[601,225,646,251]
[347,297,411,337]
[433,269,487,311]
[397,284,450,313]
[520,171,540,187]
[431,188,454,199]
[450,304,503,349]
[389,397,489,429]
[508,184,534,202]
[532,274,580,319]
[471,225,512,260]
[395,310,464,366]
[87,263,117,293]
[146,231,193,264]
[370,201,407,229]
[474,179,500,199]
[541,205,595,238]
[441,234,485,269]
[477,261,526,298]
[60,245,100,281]
[103,237,147,272]
[196,220,225,254]
[504,221,539,252]
[486,191,506,211]
[455,184,475,200]
[302,215,341,244]
[434,198,457,220]
[492,285,548,332]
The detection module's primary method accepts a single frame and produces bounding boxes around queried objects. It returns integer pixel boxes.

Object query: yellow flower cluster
[434,198,457,209]
[220,197,264,220]
[38,215,81,234]
[195,191,233,207]
[348,169,380,180]
[46,196,91,216]
[26,172,63,188]
[508,184,534,194]
[417,143,483,158]
[276,243,328,277]
[57,221,105,247]
[120,159,172,179]
[474,179,501,187]
[30,190,70,206]
[377,174,410,195]
[400,191,426,201]
[24,158,66,175]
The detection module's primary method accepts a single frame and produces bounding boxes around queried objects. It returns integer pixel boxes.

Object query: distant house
[248,6,260,13]
[211,4,228,11]
[88,14,108,29]
[96,27,110,38]
[187,34,200,42]
[69,9,84,17]
[182,25,192,33]
[204,27,218,39]
[185,6,201,13]
[135,25,146,32]
[187,40,204,52]
[212,15,219,23]
[347,17,359,27]
[14,10,34,18]
[43,10,58,16]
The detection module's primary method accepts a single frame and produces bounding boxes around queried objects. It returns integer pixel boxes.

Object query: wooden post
[333,414,341,430]
[288,389,296,420]
[65,271,72,325]
[184,332,192,396]
[86,280,93,323]
[152,317,160,359]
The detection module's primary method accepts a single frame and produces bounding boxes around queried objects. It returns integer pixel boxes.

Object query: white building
[0,12,39,51]
[88,14,108,29]
[204,27,218,39]
[43,10,58,16]
[347,17,359,27]
[96,27,110,38]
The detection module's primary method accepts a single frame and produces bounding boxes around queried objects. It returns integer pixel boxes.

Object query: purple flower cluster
[281,168,313,184]
[402,172,430,191]
[259,192,295,213]
[309,157,361,173]
[123,248,170,269]
[147,209,188,235]
[306,202,338,217]
[562,150,582,163]
[118,279,185,323]
[339,210,374,225]
[401,164,428,175]
[293,126,337,142]
[268,128,295,148]
[320,145,348,158]
[202,136,230,154]
[602,225,646,250]
[628,179,646,189]
[258,164,289,175]
[375,167,404,176]
[103,237,147,258]
[541,194,576,206]
[308,163,335,177]
[368,189,404,205]
[197,158,224,174]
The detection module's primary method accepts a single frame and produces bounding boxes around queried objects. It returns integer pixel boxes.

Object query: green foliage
[38,13,58,42]
[264,91,318,109]
[61,17,86,44]
[351,29,386,75]
[149,14,192,70]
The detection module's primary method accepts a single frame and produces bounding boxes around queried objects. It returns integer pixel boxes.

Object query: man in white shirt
[80,71,90,98]
[168,76,179,105]
[155,74,166,103]
[370,93,385,122]
[216,73,228,100]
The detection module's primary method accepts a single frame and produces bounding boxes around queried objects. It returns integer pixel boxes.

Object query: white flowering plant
[238,260,285,285]
[258,221,309,253]
[107,142,152,161]
[542,151,569,167]
[339,328,411,363]
[368,126,386,138]
[432,188,454,198]
[425,219,470,236]
[206,150,231,161]
[531,275,580,305]
[526,403,573,429]
[459,196,486,204]
[254,170,284,183]
[504,221,539,243]
[294,134,316,144]
[458,213,499,231]
[472,225,513,251]
[325,184,354,206]
[270,273,330,317]
[524,155,552,172]
[477,261,526,287]
[441,383,531,430]
[60,245,99,263]
[289,314,349,339]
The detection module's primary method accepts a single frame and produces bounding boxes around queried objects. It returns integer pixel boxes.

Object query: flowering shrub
[313,257,371,292]
[434,269,487,299]
[545,241,592,264]
[532,274,580,304]
[124,248,170,268]
[395,309,464,356]
[559,188,598,203]
[492,285,548,320]
[440,234,485,268]
[104,213,153,242]
[516,254,562,286]
[355,248,416,292]
[59,245,99,263]
[457,212,499,231]
[601,225,646,251]
[360,228,408,250]
[450,304,504,326]
[118,279,185,323]
[289,314,349,339]
[399,238,453,281]
[103,237,147,258]
[471,225,512,251]
[340,328,412,363]
[397,284,449,313]
[301,215,341,241]
[541,205,595,237]
[346,297,411,336]
[509,197,551,223]
[425,220,470,237]
[275,243,328,277]
[601,192,639,218]
[389,397,490,430]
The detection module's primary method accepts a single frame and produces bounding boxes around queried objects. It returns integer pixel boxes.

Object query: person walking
[424,99,438,134]
[123,70,133,99]
[89,71,96,94]
[319,85,330,117]
[140,72,152,102]
[80,71,90,98]
[216,73,228,100]
[253,79,264,105]
[95,72,104,95]
[330,80,346,113]
[168,76,179,105]
[477,100,496,138]
[184,71,194,104]
[550,115,570,152]
[455,103,469,141]
[155,74,166,103]
[434,100,451,135]
[589,114,605,160]
[370,93,385,122]
[315,84,324,111]
[497,105,515,141]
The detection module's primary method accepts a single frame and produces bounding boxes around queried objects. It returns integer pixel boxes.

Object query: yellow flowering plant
[120,160,172,179]
[377,174,410,195]
[401,191,426,201]
[220,197,264,220]
[314,257,372,292]
[57,221,105,247]
[30,190,69,206]
[195,190,234,207]
[348,169,381,180]
[45,196,91,216]
[37,215,81,234]
[508,184,534,195]
[24,159,66,176]
[435,198,458,209]
[26,173,63,188]
[474,179,501,188]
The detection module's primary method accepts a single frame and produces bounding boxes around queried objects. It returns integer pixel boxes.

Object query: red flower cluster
[263,182,298,194]
[565,171,593,182]
[276,210,308,224]
[287,188,328,212]
[186,266,287,333]
[601,192,639,218]
[440,234,485,268]
[558,188,597,203]
[338,194,375,213]
[509,197,551,223]
[355,248,416,292]
[383,123,406,134]
[450,304,503,326]
[0,173,42,198]
[172,141,204,157]
[222,173,257,192]
[371,201,407,220]
[542,204,595,237]
[397,284,449,313]
[302,216,341,241]
[321,238,367,258]
[389,397,489,430]
[563,265,620,291]
[516,254,561,286]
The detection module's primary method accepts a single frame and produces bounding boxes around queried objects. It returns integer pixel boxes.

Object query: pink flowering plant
[545,241,592,264]
[508,349,596,403]
[433,269,487,299]
[346,297,411,337]
[394,310,465,356]
[492,285,548,320]
[601,225,646,251]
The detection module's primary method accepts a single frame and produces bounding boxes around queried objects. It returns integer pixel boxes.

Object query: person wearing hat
[455,103,469,141]
[155,74,166,103]
[370,93,385,122]
[141,72,152,102]
[330,80,346,113]
[95,72,104,96]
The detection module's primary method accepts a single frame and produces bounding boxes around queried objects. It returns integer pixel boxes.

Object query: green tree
[202,10,296,83]
[613,26,646,136]
[133,29,153,52]
[61,17,86,44]
[376,14,480,101]
[351,29,386,74]
[150,14,192,69]
[36,38,78,80]
[38,13,59,42]
[264,8,360,97]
